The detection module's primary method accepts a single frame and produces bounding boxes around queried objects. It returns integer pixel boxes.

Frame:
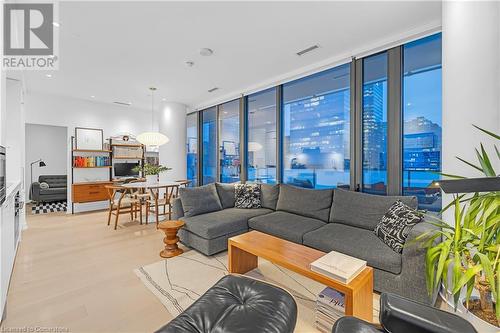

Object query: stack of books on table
[314,287,345,333]
[310,250,367,284]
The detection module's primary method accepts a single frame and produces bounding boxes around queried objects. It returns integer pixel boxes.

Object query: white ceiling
[13,1,442,111]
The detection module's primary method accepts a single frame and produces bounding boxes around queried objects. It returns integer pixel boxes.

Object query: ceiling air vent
[296,45,320,56]
[113,101,132,106]
[208,87,219,93]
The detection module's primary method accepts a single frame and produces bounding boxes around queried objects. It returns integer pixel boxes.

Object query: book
[310,251,366,284]
[314,287,346,332]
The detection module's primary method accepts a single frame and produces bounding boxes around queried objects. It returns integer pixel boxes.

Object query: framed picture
[75,127,104,150]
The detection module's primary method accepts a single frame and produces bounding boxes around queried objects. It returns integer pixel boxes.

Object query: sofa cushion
[215,183,235,209]
[330,189,418,230]
[260,184,280,210]
[303,223,402,274]
[180,208,272,239]
[179,184,222,217]
[39,188,66,196]
[38,175,67,188]
[248,211,326,244]
[276,185,333,222]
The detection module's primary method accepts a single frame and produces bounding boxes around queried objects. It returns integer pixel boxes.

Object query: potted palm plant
[133,163,171,183]
[419,126,499,330]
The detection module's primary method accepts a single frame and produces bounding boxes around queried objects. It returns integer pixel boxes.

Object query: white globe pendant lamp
[137,87,169,147]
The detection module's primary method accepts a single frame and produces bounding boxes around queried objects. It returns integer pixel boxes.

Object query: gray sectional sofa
[172,183,436,304]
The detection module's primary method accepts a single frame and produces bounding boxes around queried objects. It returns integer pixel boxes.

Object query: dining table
[121,181,183,223]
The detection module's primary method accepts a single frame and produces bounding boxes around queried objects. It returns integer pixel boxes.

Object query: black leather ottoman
[155,275,298,333]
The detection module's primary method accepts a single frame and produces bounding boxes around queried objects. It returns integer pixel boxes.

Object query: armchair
[332,293,477,333]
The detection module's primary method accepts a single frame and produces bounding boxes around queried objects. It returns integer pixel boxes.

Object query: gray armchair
[30,175,67,203]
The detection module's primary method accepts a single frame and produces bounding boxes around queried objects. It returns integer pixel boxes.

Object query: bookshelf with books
[70,133,113,213]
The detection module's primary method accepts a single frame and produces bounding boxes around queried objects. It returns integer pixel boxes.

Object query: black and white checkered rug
[31,201,67,214]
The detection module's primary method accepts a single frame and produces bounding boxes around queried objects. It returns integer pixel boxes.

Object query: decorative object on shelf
[419,125,500,328]
[30,159,46,184]
[75,127,104,150]
[137,87,169,147]
[133,163,171,184]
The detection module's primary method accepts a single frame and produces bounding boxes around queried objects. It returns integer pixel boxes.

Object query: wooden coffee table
[158,220,185,258]
[228,230,374,322]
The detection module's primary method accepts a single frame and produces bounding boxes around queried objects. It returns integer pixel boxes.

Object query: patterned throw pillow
[374,200,423,253]
[235,184,261,209]
[39,182,50,189]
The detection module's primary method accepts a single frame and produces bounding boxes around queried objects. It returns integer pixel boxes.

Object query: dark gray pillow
[215,183,235,208]
[260,184,280,210]
[374,200,423,253]
[179,184,222,217]
[276,185,333,222]
[235,184,261,209]
[330,188,418,230]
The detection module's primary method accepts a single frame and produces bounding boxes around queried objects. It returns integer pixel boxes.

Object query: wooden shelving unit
[73,149,112,153]
[71,135,113,213]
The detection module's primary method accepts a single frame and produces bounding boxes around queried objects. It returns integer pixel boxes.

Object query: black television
[114,162,140,177]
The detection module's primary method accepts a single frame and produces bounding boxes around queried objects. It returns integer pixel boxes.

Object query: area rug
[31,200,67,214]
[134,250,379,332]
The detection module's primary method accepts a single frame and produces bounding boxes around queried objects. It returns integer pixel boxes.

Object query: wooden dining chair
[105,185,142,230]
[127,179,150,220]
[145,185,179,228]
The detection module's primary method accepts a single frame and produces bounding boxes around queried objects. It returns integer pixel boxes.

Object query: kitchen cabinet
[0,183,22,320]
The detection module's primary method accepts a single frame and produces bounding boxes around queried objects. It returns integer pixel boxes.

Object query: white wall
[25,124,67,201]
[159,102,187,181]
[442,0,500,218]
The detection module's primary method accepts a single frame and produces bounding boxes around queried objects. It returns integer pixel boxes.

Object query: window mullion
[387,46,403,196]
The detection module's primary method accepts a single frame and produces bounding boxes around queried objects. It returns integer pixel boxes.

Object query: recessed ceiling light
[296,44,320,56]
[113,101,132,106]
[162,98,166,101]
[52,22,60,27]
[45,74,52,78]
[90,95,95,98]
[200,48,214,56]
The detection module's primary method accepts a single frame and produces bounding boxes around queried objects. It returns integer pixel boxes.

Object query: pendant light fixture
[137,87,169,147]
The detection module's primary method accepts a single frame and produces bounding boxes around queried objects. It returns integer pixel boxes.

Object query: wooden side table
[158,220,185,258]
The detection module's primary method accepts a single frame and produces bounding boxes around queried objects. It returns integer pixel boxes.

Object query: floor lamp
[30,159,47,184]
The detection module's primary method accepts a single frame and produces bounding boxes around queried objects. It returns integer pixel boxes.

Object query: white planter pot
[457,296,498,333]
[440,284,498,332]
[146,175,158,184]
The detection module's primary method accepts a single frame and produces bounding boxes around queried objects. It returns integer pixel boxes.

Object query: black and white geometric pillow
[374,200,423,253]
[234,184,261,209]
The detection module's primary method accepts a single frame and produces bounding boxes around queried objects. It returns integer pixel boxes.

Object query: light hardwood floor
[1,209,174,332]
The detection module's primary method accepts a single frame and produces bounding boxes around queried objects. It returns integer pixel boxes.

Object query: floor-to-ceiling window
[186,112,198,187]
[362,52,388,195]
[403,33,442,211]
[282,64,351,189]
[202,107,217,184]
[247,88,277,184]
[219,100,240,183]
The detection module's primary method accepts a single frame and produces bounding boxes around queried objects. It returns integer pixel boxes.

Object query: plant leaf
[440,172,466,179]
[474,252,496,299]
[478,144,496,176]
[456,155,483,173]
[452,264,482,295]
[473,124,500,140]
